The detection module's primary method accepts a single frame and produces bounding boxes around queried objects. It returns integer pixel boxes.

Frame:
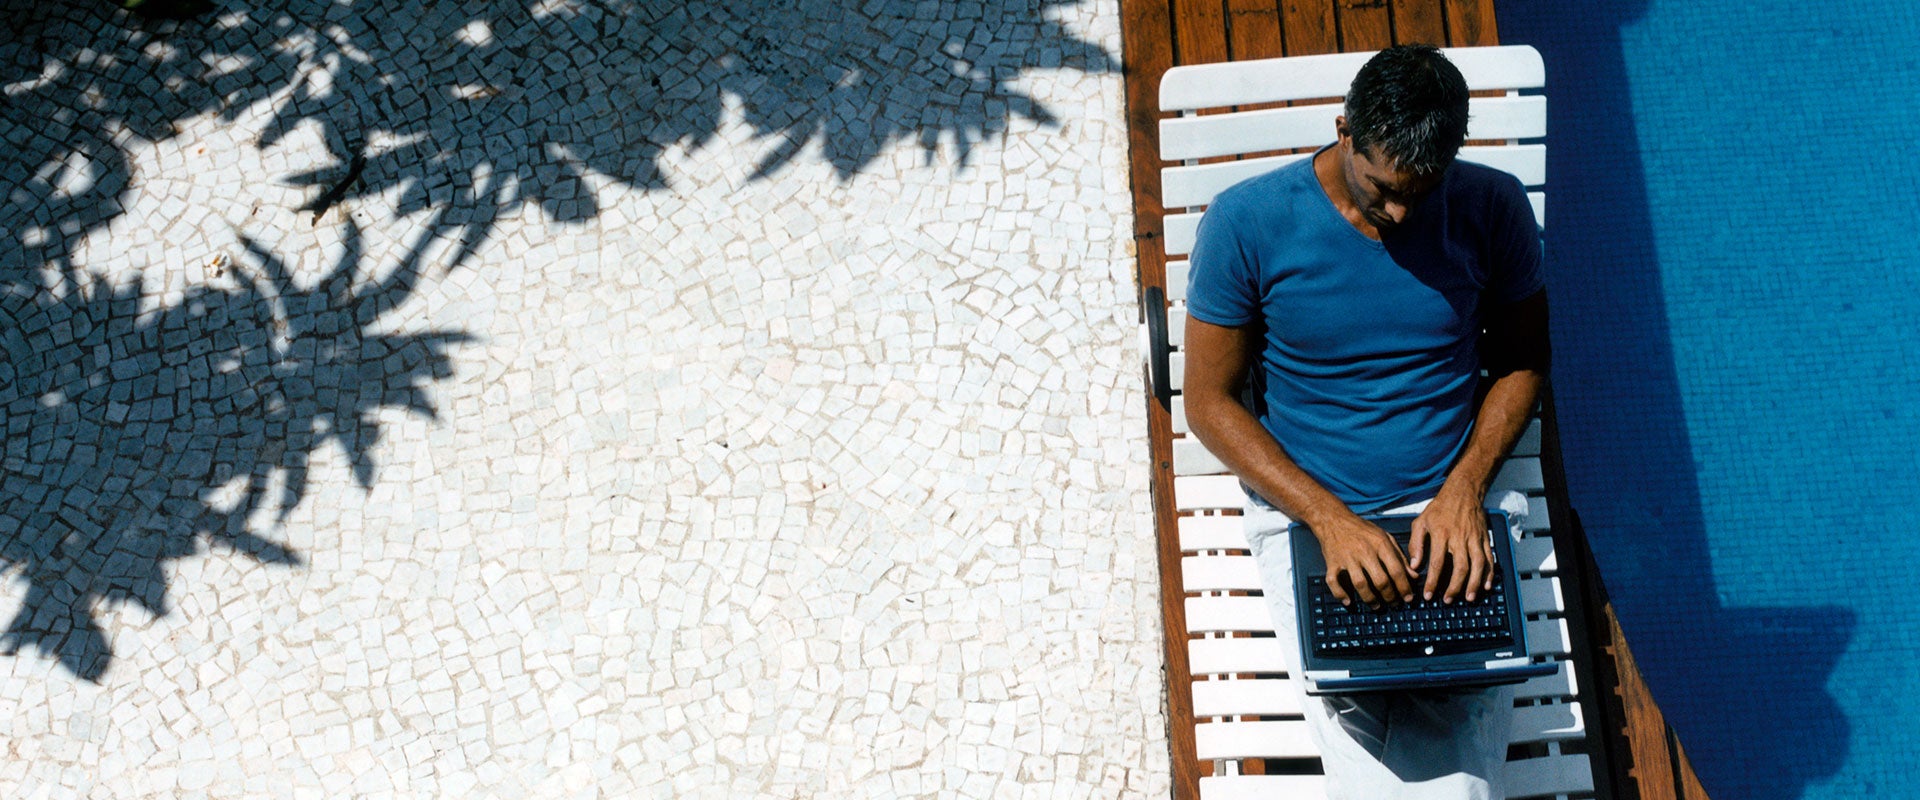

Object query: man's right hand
[1311,513,1416,608]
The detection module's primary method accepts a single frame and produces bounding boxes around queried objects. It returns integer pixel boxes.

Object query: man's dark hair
[1344,44,1470,176]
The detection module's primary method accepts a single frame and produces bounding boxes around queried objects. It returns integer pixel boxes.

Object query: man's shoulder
[1208,156,1318,220]
[1441,159,1527,201]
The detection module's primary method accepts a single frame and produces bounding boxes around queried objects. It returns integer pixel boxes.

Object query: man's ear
[1333,115,1350,142]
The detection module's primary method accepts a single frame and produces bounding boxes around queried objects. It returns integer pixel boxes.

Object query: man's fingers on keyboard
[1445,543,1471,603]
[1375,543,1413,603]
[1365,559,1402,608]
[1482,536,1497,591]
[1347,567,1381,608]
[1463,545,1489,603]
[1326,572,1352,607]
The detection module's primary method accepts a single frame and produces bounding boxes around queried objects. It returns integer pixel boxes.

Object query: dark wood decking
[1114,2,1711,798]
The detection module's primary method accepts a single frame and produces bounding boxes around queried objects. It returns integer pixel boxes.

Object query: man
[1182,44,1550,799]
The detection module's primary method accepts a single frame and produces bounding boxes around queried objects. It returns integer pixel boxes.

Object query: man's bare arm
[1410,289,1551,602]
[1182,316,1414,607]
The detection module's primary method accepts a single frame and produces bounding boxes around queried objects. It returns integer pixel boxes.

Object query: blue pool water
[1496,1,1920,797]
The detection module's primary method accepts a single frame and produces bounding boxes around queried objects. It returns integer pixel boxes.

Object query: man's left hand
[1407,487,1495,603]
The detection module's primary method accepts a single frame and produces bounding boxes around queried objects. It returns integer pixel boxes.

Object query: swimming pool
[1497,1,1920,797]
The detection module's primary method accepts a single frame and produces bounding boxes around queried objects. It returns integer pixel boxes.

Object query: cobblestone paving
[1,1,1162,797]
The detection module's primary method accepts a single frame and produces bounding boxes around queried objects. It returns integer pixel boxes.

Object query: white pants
[1242,491,1531,800]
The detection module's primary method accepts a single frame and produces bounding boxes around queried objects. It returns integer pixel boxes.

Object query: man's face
[1338,134,1443,232]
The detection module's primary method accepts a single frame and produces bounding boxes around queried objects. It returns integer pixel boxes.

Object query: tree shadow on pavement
[0,222,469,681]
[3,0,1115,271]
[1,0,1113,680]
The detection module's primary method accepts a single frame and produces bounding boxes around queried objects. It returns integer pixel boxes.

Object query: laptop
[1288,510,1556,694]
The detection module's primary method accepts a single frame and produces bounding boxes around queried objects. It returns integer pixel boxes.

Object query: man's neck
[1312,143,1381,241]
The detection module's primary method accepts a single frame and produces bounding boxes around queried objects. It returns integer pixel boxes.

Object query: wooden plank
[1335,0,1393,52]
[1442,0,1499,46]
[1122,0,1174,274]
[1594,601,1715,800]
[1227,0,1286,61]
[1388,0,1448,45]
[1606,601,1681,799]
[1116,1,1195,796]
[1174,0,1233,66]
[1280,0,1338,57]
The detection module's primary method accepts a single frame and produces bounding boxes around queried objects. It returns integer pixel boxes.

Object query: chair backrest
[1148,45,1598,800]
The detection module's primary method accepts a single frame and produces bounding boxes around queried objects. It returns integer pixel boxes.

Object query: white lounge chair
[1141,45,1603,799]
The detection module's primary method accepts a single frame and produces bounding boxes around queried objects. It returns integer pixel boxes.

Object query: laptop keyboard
[1307,576,1515,658]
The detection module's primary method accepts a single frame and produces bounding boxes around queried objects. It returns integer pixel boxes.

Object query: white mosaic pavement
[1,1,1164,797]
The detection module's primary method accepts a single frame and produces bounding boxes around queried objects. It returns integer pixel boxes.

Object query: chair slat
[1160,144,1543,211]
[1161,96,1544,162]
[1520,574,1565,615]
[1189,636,1287,675]
[1192,677,1300,718]
[1195,754,1592,800]
[1198,774,1329,800]
[1182,554,1261,592]
[1161,152,1312,210]
[1463,144,1548,187]
[1173,436,1226,476]
[1506,753,1597,799]
[1515,658,1578,700]
[1198,702,1589,755]
[1512,701,1586,743]
[1159,45,1545,111]
[1185,572,1563,623]
[1188,620,1573,678]
[1512,419,1542,457]
[1527,617,1572,657]
[1174,475,1247,511]
[1172,424,1541,479]
[1166,213,1202,256]
[1167,260,1191,302]
[1491,457,1544,493]
[1190,659,1582,717]
[1194,719,1319,760]
[1179,514,1245,552]
[1186,594,1271,633]
[1513,535,1556,574]
[1169,189,1542,256]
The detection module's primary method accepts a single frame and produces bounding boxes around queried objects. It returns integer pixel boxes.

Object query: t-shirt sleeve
[1186,200,1261,327]
[1487,174,1545,304]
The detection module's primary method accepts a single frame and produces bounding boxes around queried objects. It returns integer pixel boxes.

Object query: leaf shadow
[0,218,471,681]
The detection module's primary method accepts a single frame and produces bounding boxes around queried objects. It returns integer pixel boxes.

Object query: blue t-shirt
[1186,153,1543,511]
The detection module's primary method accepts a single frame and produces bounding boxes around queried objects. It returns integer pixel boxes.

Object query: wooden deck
[1113,2,1712,798]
